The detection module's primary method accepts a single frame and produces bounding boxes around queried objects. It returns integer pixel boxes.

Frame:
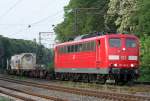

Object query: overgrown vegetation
[54,0,150,81]
[0,96,12,101]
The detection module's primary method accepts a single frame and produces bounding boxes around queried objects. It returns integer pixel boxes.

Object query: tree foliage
[134,0,150,81]
[134,0,150,36]
[105,0,138,33]
[54,0,109,42]
[139,35,150,81]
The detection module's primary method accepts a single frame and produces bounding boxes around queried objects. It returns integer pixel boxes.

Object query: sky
[0,0,70,48]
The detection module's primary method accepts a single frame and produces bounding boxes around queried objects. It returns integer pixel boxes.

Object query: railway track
[0,76,150,101]
[0,85,67,101]
[0,77,68,101]
[0,88,35,101]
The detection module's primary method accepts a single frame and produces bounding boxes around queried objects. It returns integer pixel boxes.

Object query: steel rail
[0,89,35,101]
[0,83,68,101]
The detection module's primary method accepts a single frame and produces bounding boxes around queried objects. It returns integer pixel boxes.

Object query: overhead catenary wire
[0,1,66,49]
[30,10,64,26]
[0,0,23,20]
[0,2,63,44]
[0,10,63,27]
[12,10,63,35]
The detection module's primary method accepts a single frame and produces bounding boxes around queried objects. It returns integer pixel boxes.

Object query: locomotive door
[96,40,101,68]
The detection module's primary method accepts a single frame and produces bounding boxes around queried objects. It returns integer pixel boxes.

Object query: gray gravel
[0,87,51,101]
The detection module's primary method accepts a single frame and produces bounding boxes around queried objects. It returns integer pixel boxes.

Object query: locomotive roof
[55,34,138,47]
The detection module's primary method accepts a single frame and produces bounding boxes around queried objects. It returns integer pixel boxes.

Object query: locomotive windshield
[109,38,121,47]
[126,38,136,48]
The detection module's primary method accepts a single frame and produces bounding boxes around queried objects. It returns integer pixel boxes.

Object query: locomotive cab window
[126,38,136,48]
[109,38,121,47]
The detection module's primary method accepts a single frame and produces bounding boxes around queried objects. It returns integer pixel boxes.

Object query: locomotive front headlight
[131,64,134,67]
[114,64,118,67]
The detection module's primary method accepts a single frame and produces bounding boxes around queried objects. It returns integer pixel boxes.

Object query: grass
[0,96,13,101]
[9,75,27,80]
[57,80,150,94]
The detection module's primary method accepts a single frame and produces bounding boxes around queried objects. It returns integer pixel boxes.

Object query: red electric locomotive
[54,33,139,83]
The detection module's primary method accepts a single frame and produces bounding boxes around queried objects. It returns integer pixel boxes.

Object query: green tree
[139,35,150,81]
[54,0,109,42]
[134,0,150,36]
[105,0,138,33]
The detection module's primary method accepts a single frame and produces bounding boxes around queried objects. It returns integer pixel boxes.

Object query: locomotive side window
[82,43,87,51]
[109,38,121,47]
[59,47,62,53]
[91,41,96,51]
[58,41,96,54]
[86,42,89,50]
[78,44,83,52]
[126,38,136,48]
[66,45,76,53]
[58,46,63,53]
[70,45,74,52]
[58,47,61,53]
[74,45,78,52]
[62,46,66,53]
[59,47,61,53]
[67,46,71,53]
[62,46,65,53]
[82,41,96,51]
[58,46,65,54]
[65,46,68,53]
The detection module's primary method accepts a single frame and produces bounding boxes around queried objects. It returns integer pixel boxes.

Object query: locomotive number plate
[120,56,127,60]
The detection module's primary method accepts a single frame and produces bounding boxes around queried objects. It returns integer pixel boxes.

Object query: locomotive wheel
[89,74,97,83]
[82,74,89,83]
[126,80,134,86]
[60,74,65,81]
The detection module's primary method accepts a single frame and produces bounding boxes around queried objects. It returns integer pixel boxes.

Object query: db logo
[73,55,76,60]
